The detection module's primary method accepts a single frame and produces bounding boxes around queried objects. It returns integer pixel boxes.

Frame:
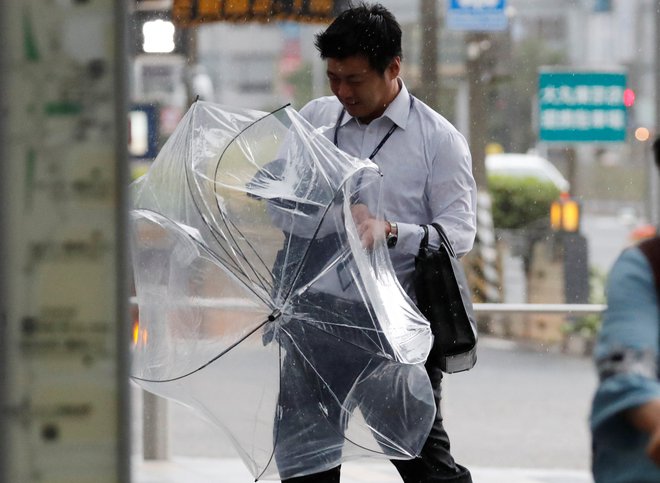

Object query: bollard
[142,390,170,460]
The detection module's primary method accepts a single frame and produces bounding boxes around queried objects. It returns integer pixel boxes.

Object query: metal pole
[419,0,439,110]
[0,0,8,479]
[142,392,170,460]
[466,32,489,189]
[115,0,132,480]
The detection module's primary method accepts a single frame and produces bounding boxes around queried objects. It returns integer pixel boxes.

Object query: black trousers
[281,357,472,483]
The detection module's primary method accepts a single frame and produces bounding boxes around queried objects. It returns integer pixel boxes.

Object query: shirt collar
[339,79,412,130]
[384,79,411,130]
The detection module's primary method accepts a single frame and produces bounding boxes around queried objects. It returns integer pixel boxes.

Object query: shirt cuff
[392,223,426,255]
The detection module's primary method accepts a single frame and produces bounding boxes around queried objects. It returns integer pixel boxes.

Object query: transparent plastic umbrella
[129,101,435,480]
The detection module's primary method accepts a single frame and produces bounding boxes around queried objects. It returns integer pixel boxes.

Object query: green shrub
[488,175,561,230]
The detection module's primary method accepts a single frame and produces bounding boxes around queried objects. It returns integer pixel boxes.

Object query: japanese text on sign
[172,0,350,26]
[538,71,627,143]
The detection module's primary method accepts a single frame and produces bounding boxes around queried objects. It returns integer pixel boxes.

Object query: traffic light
[550,196,581,233]
[623,88,635,108]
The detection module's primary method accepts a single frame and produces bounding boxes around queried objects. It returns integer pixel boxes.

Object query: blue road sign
[446,0,507,32]
[538,71,627,143]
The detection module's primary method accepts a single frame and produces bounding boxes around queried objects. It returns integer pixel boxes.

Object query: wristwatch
[386,221,398,248]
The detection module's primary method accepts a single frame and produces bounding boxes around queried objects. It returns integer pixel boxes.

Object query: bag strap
[420,224,429,250]
[430,223,457,258]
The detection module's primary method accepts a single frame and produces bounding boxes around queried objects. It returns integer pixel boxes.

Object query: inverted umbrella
[129,100,435,480]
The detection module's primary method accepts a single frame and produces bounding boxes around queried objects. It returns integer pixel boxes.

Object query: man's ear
[388,57,401,79]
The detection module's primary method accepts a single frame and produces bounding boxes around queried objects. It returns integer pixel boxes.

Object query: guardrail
[134,301,607,460]
[474,303,606,315]
[129,297,607,315]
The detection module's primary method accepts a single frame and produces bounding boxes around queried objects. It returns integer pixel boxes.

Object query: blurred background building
[130,0,656,219]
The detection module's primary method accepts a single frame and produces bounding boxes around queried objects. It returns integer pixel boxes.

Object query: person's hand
[647,424,660,466]
[350,204,390,249]
[358,218,388,249]
[350,204,371,225]
[626,399,660,467]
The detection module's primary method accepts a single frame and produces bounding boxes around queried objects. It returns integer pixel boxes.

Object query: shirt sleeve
[427,130,477,258]
[590,247,660,433]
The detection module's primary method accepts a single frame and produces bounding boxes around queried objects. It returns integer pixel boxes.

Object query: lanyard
[333,96,414,160]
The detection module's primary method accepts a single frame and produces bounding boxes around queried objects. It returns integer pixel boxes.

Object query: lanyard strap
[333,96,414,160]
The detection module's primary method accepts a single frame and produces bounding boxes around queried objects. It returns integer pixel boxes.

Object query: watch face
[387,234,398,248]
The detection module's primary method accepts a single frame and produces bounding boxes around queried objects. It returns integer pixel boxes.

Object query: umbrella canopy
[129,100,435,480]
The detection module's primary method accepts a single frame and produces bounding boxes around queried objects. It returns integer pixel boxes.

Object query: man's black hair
[314,2,402,74]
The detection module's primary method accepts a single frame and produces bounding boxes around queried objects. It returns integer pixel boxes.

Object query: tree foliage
[489,175,560,230]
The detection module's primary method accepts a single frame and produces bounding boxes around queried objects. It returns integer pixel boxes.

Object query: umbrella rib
[279,200,337,303]
[134,208,272,307]
[292,314,393,361]
[255,341,283,482]
[278,328,407,460]
[180,130,273,301]
[280,167,367,304]
[182,160,254,278]
[209,104,293,292]
[131,315,274,384]
[213,211,274,294]
[181,100,263,283]
[203,216,273,295]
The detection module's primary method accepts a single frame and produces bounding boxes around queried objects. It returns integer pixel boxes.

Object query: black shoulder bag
[414,223,478,373]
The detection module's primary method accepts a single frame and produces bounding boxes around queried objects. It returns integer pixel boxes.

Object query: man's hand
[626,399,660,467]
[647,424,660,465]
[350,204,371,224]
[350,204,388,249]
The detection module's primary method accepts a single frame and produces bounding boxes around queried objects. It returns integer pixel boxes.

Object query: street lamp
[142,19,176,54]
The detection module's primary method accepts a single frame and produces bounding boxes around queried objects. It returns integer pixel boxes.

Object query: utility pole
[419,0,440,111]
[465,32,490,189]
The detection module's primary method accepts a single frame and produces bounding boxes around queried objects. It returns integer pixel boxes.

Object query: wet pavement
[133,337,597,483]
[134,456,593,483]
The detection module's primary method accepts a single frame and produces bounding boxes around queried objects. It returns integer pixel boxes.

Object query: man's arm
[426,130,477,257]
[591,246,660,467]
[353,130,477,254]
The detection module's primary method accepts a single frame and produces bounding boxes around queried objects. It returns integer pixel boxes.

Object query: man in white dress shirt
[282,2,477,483]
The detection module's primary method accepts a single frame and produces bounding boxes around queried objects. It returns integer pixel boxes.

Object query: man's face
[326,54,400,123]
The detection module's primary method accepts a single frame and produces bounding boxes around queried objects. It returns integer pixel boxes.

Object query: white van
[485,153,570,194]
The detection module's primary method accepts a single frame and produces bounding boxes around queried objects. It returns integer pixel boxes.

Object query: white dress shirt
[299,80,477,296]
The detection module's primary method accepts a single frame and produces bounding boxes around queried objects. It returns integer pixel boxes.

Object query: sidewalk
[134,456,593,483]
